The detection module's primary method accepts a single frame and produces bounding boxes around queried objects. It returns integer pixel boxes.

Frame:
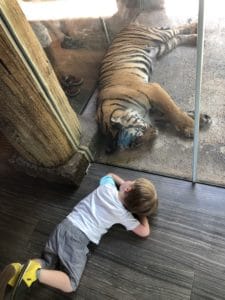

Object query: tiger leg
[143,82,195,137]
[157,34,197,58]
[155,22,197,43]
[175,22,197,35]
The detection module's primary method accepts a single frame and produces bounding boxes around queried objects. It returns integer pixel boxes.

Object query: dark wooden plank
[0,212,36,266]
[191,270,225,300]
[78,254,193,300]
[1,162,225,299]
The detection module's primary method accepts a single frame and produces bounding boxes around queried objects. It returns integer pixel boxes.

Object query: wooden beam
[0,0,85,168]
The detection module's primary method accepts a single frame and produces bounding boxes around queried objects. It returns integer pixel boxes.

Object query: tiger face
[110,109,158,151]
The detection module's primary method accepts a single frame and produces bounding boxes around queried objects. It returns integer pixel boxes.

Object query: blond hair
[124,178,158,216]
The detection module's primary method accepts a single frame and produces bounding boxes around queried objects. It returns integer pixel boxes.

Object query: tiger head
[109,109,158,152]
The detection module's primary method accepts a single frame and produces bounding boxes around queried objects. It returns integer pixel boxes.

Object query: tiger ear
[111,117,122,129]
[111,116,119,123]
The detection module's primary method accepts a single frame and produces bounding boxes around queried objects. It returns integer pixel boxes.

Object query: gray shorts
[42,218,90,290]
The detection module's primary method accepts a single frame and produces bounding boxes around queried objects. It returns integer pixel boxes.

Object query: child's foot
[14,260,41,288]
[10,260,42,300]
[0,263,23,300]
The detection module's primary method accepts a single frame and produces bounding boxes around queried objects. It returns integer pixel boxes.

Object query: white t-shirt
[67,175,140,244]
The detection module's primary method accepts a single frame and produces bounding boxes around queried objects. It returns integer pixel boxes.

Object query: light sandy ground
[95,4,225,187]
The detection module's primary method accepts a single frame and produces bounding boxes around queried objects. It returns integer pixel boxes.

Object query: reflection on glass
[17,1,224,187]
[165,0,225,21]
[165,0,198,18]
[18,0,118,20]
[197,0,225,186]
[18,0,121,113]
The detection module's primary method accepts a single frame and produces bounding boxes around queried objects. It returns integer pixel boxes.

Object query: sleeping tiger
[96,22,211,152]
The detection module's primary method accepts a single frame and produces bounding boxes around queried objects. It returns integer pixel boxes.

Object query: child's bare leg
[38,269,74,293]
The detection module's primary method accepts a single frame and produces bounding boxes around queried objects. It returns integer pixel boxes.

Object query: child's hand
[107,173,125,186]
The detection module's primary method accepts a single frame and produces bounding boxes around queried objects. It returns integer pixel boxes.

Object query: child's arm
[132,216,150,238]
[107,173,125,187]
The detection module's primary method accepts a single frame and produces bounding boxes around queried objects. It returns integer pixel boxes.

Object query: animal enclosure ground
[95,4,225,187]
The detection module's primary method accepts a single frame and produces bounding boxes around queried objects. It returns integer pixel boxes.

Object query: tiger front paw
[187,111,212,129]
[175,125,194,138]
[183,127,194,138]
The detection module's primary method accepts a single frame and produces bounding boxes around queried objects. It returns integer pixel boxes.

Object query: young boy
[0,173,158,299]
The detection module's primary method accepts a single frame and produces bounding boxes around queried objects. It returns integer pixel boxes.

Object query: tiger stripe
[97,22,198,151]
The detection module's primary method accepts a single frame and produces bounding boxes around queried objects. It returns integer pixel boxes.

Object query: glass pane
[96,0,200,181]
[18,0,220,185]
[18,0,122,113]
[197,0,225,186]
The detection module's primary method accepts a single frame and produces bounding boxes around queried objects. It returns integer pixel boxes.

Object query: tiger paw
[175,124,193,138]
[188,22,197,34]
[183,127,194,138]
[187,111,212,129]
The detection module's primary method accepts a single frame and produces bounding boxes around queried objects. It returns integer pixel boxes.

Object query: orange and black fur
[97,23,211,152]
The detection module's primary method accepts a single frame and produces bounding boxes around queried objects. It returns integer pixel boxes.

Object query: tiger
[96,22,211,152]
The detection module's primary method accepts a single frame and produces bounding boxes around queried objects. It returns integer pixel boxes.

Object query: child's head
[121,178,158,216]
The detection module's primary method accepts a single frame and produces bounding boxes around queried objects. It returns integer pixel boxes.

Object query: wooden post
[0,0,92,185]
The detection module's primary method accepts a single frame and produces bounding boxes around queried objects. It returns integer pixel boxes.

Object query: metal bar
[100,17,111,45]
[192,0,205,182]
